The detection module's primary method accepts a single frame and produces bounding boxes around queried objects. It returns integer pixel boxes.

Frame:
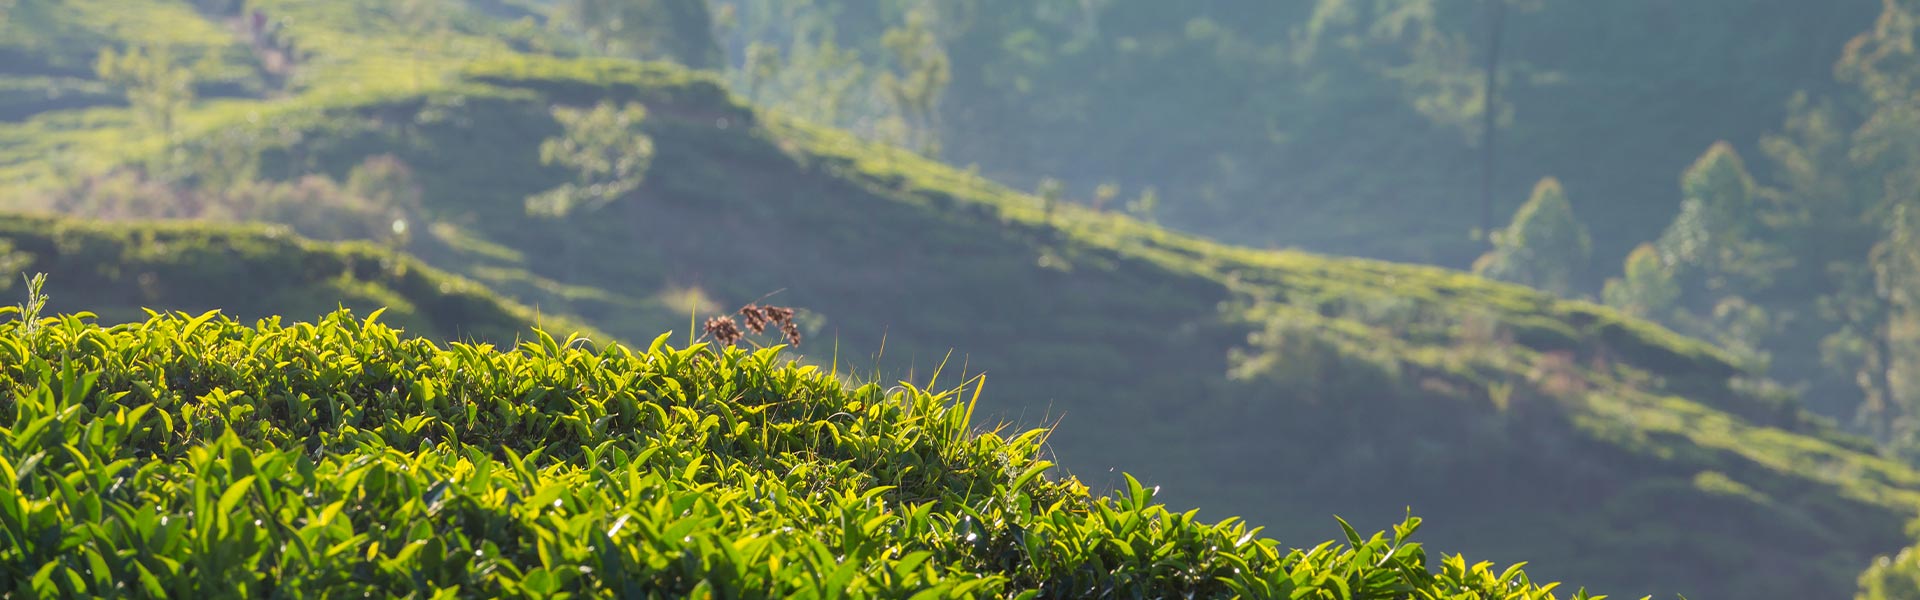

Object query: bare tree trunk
[1479,0,1507,242]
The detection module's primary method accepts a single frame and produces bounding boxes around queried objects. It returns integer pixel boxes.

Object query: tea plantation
[0,308,1587,598]
[5,1,1919,596]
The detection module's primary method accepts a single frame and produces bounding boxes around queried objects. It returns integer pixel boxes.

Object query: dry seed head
[705,316,743,347]
[740,304,770,334]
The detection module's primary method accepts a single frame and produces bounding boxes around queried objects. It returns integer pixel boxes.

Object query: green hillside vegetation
[1861,537,1920,600]
[1553,0,1920,468]
[711,0,1920,464]
[0,213,599,345]
[709,0,1878,266]
[4,48,1918,596]
[0,308,1601,598]
[1,1,1917,597]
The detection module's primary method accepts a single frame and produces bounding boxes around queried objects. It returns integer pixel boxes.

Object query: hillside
[712,0,1879,267]
[0,2,1916,597]
[715,0,1920,455]
[0,309,1593,597]
[1,49,1915,597]
[0,213,598,344]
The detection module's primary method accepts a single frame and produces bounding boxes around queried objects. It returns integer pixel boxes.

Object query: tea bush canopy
[0,308,1594,598]
[3,1,1920,597]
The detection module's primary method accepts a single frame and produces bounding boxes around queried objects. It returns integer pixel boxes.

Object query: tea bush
[0,308,1597,598]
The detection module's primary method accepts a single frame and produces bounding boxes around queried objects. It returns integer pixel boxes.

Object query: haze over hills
[709,0,1878,265]
[5,0,1920,598]
[705,0,1920,460]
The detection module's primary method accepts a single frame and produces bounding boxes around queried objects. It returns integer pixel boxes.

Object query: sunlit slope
[9,54,1895,598]
[0,213,598,344]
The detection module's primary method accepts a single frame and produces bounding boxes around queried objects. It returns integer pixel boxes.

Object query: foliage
[1474,178,1591,296]
[716,0,899,141]
[40,156,423,250]
[526,101,655,219]
[94,44,196,141]
[1124,186,1159,222]
[707,0,1873,267]
[875,10,950,156]
[0,6,1916,595]
[0,213,599,345]
[1861,541,1920,600]
[17,56,1910,596]
[1595,0,1920,447]
[1602,244,1678,320]
[0,309,1599,598]
[554,0,724,69]
[11,273,46,335]
[1857,202,1920,446]
[1654,143,1785,296]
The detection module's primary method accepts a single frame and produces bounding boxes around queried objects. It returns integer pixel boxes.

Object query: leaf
[1336,516,1364,548]
[1123,473,1152,512]
[181,309,223,339]
[1010,461,1052,493]
[135,563,166,597]
[217,476,257,521]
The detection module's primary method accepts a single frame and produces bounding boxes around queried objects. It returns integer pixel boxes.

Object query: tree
[557,0,723,69]
[877,10,951,157]
[1472,177,1591,296]
[1602,243,1678,319]
[1860,202,1920,445]
[1858,543,1920,600]
[95,44,195,143]
[741,41,783,101]
[1125,186,1161,222]
[526,101,655,306]
[1654,142,1785,296]
[526,101,656,220]
[1092,182,1119,212]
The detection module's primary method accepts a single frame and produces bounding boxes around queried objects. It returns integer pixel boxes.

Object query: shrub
[0,308,1595,598]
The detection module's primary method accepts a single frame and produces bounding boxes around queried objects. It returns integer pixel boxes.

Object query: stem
[1479,0,1507,242]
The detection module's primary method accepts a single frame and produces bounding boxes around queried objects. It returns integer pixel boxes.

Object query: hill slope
[0,213,597,344]
[0,309,1594,598]
[0,4,1914,595]
[712,0,1879,266]
[2,53,1913,598]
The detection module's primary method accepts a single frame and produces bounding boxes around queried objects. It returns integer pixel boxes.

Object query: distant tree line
[1468,0,1920,459]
